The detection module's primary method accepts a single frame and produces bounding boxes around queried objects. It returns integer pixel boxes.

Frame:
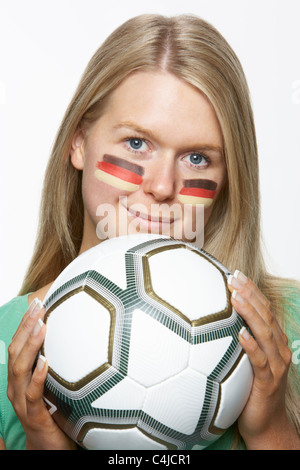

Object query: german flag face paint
[95,154,144,192]
[178,179,217,207]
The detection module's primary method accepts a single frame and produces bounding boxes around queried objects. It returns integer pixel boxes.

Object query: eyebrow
[113,120,223,156]
[112,121,157,141]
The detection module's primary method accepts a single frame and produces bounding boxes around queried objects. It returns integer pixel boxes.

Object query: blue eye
[183,153,209,168]
[129,138,142,149]
[127,138,147,152]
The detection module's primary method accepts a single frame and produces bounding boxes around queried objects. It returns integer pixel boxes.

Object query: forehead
[100,71,223,148]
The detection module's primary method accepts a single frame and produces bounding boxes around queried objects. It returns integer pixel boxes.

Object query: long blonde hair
[19,14,299,439]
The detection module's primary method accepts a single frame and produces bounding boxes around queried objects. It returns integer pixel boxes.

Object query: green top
[0,295,28,450]
[0,291,299,450]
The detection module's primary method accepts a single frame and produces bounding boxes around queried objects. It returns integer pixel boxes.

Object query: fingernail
[232,289,246,304]
[228,274,244,290]
[239,326,251,341]
[234,270,248,285]
[28,297,38,314]
[32,318,44,336]
[36,354,47,371]
[30,298,43,318]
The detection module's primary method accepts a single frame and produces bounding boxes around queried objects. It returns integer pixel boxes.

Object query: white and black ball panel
[213,354,253,430]
[189,336,233,376]
[82,426,168,450]
[146,247,227,320]
[43,291,111,384]
[142,368,207,435]
[127,308,190,387]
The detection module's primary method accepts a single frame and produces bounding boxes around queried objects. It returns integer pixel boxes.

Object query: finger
[10,318,46,405]
[11,299,43,343]
[238,326,273,384]
[25,355,49,420]
[242,286,285,344]
[228,273,287,350]
[11,298,40,340]
[231,292,284,370]
[228,273,271,316]
[237,281,292,366]
[228,270,269,306]
[8,300,44,371]
[228,270,274,312]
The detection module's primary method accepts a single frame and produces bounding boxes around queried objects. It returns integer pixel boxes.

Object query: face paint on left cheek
[178,179,217,207]
[95,154,144,192]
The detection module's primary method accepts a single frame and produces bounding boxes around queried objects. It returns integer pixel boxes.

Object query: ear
[70,129,85,170]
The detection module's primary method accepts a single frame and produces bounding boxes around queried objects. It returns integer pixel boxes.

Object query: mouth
[123,204,178,231]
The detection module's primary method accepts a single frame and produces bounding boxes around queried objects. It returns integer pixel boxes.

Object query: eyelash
[124,137,211,169]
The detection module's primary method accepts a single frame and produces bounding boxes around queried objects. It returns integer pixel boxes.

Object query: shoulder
[0,295,29,368]
[281,285,300,323]
[0,295,30,344]
[280,285,300,374]
[28,282,54,306]
[0,295,29,449]
[0,282,53,351]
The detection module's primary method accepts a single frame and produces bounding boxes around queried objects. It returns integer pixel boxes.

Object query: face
[70,71,226,253]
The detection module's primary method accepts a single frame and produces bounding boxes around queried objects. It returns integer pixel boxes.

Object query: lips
[95,154,144,192]
[178,179,217,207]
[126,206,175,224]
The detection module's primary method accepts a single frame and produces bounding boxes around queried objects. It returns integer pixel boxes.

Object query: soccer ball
[42,234,253,450]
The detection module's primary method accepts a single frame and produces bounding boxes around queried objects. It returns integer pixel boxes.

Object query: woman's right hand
[7,298,76,450]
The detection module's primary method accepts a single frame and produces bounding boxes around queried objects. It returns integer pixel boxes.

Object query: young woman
[0,14,299,450]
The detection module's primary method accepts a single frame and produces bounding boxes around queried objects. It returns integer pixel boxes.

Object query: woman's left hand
[227,271,299,450]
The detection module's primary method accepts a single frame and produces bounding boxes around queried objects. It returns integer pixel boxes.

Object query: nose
[142,155,177,202]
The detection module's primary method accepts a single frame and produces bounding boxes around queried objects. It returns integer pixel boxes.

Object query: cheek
[81,168,120,217]
[178,179,217,207]
[95,155,144,192]
[95,166,141,192]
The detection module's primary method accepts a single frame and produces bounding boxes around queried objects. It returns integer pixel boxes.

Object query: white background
[0,0,299,306]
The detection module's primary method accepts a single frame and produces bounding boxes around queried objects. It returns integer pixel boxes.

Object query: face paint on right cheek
[95,154,144,192]
[178,179,217,207]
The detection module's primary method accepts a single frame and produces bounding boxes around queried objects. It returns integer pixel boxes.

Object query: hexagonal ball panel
[44,291,111,384]
[146,246,228,321]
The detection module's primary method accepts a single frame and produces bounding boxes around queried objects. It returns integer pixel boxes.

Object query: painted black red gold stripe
[178,179,217,207]
[95,154,144,192]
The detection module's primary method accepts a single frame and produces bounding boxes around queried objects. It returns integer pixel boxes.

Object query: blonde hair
[19,14,299,441]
